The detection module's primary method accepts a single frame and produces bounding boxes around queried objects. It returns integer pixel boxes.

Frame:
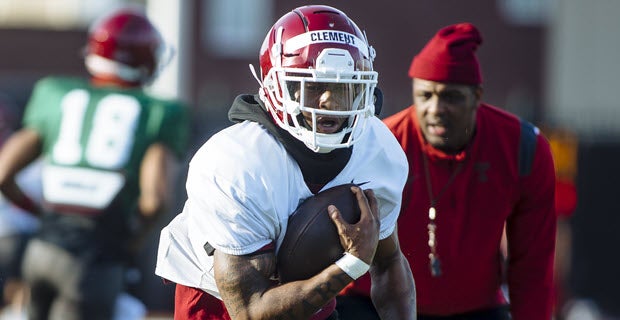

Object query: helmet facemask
[258,34,378,153]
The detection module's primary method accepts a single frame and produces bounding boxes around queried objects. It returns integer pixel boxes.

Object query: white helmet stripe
[286,30,369,57]
[84,54,144,82]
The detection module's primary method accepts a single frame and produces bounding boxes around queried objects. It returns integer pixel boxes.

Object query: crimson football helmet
[253,5,378,153]
[84,7,169,84]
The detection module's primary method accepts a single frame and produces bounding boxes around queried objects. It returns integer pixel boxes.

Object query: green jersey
[24,76,189,217]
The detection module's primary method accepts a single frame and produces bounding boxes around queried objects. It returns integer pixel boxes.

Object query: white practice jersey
[155,116,408,299]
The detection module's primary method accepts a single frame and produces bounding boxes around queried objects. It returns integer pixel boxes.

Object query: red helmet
[255,5,378,153]
[84,7,167,84]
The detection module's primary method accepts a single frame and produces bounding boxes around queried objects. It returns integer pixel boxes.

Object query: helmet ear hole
[373,87,383,116]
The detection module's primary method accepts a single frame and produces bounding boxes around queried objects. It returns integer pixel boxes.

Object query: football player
[0,6,189,319]
[155,5,416,319]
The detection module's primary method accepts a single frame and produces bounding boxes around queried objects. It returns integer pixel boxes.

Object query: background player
[0,6,189,319]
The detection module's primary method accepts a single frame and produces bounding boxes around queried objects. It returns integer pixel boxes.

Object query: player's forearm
[0,129,42,213]
[217,255,352,320]
[263,264,353,319]
[370,252,417,319]
[139,144,178,218]
[129,148,178,252]
[0,179,41,216]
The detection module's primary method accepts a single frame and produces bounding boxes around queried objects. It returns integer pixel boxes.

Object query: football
[277,183,361,283]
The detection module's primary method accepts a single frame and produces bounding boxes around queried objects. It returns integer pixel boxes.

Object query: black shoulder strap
[518,118,538,177]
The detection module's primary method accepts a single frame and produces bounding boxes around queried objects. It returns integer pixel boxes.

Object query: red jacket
[379,103,556,318]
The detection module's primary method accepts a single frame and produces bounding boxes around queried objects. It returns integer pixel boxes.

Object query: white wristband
[335,252,370,280]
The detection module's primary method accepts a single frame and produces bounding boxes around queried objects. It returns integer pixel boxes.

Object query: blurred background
[0,0,617,318]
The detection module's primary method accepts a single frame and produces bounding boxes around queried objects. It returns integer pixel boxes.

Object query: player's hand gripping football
[328,186,380,265]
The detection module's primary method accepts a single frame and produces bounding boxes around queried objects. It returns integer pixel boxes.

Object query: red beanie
[409,22,483,84]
